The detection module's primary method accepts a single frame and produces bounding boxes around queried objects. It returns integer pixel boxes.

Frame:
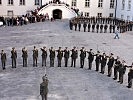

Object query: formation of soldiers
[1,46,133,89]
[69,16,133,33]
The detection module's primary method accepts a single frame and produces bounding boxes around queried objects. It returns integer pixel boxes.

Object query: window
[122,0,125,10]
[72,0,77,7]
[127,0,131,10]
[7,10,13,17]
[97,13,102,17]
[109,13,113,17]
[35,0,39,5]
[84,12,89,17]
[121,15,124,19]
[0,0,2,5]
[20,0,25,5]
[110,0,115,8]
[127,16,130,21]
[98,0,103,8]
[85,0,90,7]
[8,0,13,5]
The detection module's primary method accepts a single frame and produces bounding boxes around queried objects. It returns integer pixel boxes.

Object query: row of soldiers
[1,46,133,88]
[70,17,133,33]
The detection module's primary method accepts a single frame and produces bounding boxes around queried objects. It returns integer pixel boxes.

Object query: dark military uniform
[88,23,91,32]
[69,20,73,30]
[113,25,116,33]
[1,50,6,70]
[127,66,133,88]
[49,48,55,67]
[33,47,38,67]
[92,24,95,32]
[78,22,81,31]
[100,24,103,33]
[64,47,70,67]
[22,47,28,67]
[109,24,112,33]
[74,22,77,31]
[87,49,94,70]
[118,61,127,84]
[40,76,48,100]
[104,24,108,33]
[100,53,107,74]
[113,57,121,80]
[57,48,63,67]
[83,22,87,32]
[80,48,86,68]
[71,47,78,67]
[96,24,99,33]
[95,52,101,71]
[107,55,114,77]
[11,48,17,68]
[41,47,47,67]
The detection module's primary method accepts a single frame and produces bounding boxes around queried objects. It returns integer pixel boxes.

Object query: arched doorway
[53,9,62,19]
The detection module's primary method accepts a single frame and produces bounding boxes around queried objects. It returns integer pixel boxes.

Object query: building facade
[0,0,132,21]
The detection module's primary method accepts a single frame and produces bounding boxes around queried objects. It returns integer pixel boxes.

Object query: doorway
[53,9,62,19]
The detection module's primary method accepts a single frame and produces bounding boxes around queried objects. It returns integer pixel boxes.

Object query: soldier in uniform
[64,47,70,67]
[33,46,38,67]
[118,60,127,84]
[109,24,112,33]
[100,24,103,33]
[113,25,116,33]
[78,22,81,31]
[49,47,55,67]
[71,47,78,67]
[87,49,94,70]
[113,56,121,80]
[80,47,86,68]
[88,23,91,32]
[56,47,63,67]
[11,47,17,68]
[127,63,133,88]
[83,22,87,32]
[107,53,114,77]
[41,47,47,67]
[74,22,77,31]
[22,47,28,67]
[92,24,95,32]
[69,20,73,30]
[40,75,48,100]
[95,51,101,71]
[104,24,108,33]
[1,50,7,70]
[96,24,99,33]
[100,53,107,74]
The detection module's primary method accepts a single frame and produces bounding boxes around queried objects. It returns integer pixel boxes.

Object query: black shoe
[113,78,117,80]
[127,86,131,88]
[117,81,120,83]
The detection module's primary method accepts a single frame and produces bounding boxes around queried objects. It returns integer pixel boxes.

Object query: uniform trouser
[88,60,92,70]
[71,58,76,67]
[97,29,99,33]
[79,27,81,31]
[119,72,124,84]
[33,58,37,67]
[42,58,47,67]
[92,29,94,32]
[64,58,68,67]
[41,94,47,100]
[110,29,112,33]
[58,58,62,67]
[128,75,132,88]
[50,58,54,67]
[1,61,6,69]
[101,65,105,74]
[23,58,27,67]
[88,28,90,32]
[80,58,85,68]
[104,29,107,33]
[84,28,86,32]
[114,68,118,79]
[96,62,100,71]
[108,66,112,77]
[12,58,16,68]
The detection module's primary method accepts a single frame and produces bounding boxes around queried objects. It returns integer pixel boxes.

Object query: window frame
[85,0,90,8]
[98,0,103,8]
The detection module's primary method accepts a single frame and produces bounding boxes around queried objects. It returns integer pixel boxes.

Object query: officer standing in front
[40,75,49,100]
[22,47,28,67]
[1,50,7,70]
[80,47,86,68]
[11,47,17,68]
